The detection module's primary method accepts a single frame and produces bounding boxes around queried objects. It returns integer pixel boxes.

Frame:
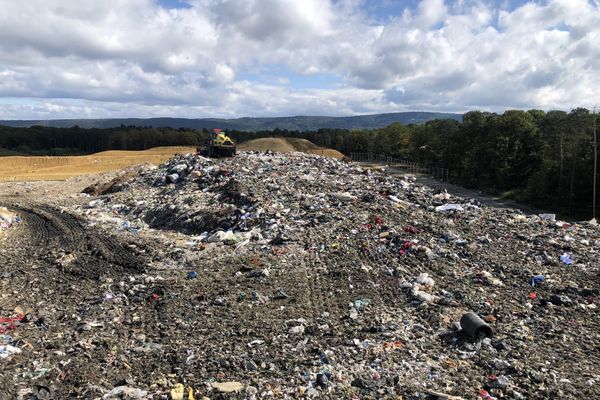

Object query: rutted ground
[1,151,599,400]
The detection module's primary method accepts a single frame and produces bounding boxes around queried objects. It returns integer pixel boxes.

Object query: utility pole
[593,106,598,221]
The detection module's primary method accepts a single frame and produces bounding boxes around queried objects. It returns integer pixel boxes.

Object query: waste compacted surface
[0,151,599,399]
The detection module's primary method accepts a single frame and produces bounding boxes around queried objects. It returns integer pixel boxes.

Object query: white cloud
[0,0,599,119]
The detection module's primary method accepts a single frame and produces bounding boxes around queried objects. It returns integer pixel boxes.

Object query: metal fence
[350,152,449,182]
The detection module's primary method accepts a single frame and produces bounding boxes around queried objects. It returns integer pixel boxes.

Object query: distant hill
[0,112,462,131]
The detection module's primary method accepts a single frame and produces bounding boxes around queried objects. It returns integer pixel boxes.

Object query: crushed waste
[0,151,599,399]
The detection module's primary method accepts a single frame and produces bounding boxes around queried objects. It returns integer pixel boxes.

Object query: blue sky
[363,0,423,22]
[0,0,598,119]
[157,0,191,9]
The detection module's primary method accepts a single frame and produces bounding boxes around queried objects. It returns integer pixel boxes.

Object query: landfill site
[1,150,599,400]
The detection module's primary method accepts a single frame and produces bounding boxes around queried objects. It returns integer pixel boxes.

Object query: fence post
[352,153,448,180]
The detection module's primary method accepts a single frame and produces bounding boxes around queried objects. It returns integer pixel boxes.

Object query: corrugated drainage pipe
[460,312,494,339]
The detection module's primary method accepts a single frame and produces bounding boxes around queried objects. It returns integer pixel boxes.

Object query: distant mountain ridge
[0,112,462,131]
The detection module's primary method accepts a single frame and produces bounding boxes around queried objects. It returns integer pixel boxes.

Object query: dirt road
[360,162,543,215]
[414,176,542,215]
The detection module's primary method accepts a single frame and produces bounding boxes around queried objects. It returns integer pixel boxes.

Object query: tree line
[1,108,598,218]
[0,125,205,155]
[228,108,598,218]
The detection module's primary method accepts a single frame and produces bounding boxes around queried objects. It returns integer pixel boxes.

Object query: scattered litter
[560,252,574,265]
[211,381,244,393]
[435,203,464,212]
[531,275,545,286]
[1,151,598,398]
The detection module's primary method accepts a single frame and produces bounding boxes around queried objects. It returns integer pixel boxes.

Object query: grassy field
[0,146,196,181]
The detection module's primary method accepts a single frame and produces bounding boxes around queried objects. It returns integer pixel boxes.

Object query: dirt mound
[238,137,345,159]
[82,169,141,196]
[237,137,296,152]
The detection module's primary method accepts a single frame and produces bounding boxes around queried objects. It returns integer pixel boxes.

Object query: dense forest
[1,108,598,218]
[227,109,597,218]
[0,125,204,155]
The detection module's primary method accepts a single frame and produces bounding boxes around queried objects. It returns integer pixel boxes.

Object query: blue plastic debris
[531,275,545,286]
[559,253,573,265]
[186,271,198,279]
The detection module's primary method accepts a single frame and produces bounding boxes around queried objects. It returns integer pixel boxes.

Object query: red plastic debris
[528,292,537,300]
[383,341,402,349]
[0,313,25,333]
[150,293,160,302]
[403,226,418,234]
[373,216,384,225]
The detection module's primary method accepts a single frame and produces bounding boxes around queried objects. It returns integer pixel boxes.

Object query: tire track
[11,203,145,278]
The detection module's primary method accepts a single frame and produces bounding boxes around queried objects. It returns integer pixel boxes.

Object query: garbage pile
[2,151,599,399]
[0,207,20,231]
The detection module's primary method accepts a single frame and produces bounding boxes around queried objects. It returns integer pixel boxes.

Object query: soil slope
[238,137,345,159]
[0,146,196,181]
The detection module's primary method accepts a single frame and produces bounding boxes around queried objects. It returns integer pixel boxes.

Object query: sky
[0,0,599,119]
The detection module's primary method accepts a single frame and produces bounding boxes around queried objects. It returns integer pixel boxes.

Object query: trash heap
[0,207,20,231]
[4,151,599,399]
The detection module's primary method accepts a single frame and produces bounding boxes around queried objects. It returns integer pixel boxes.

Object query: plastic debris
[0,207,20,230]
[171,383,184,400]
[1,151,598,399]
[353,298,372,311]
[103,386,148,399]
[528,292,538,300]
[531,275,545,286]
[186,271,198,279]
[539,213,556,221]
[560,252,574,265]
[0,344,22,359]
[435,203,464,212]
[211,381,244,393]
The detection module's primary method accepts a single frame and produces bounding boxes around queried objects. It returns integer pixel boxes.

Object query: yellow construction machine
[198,128,236,157]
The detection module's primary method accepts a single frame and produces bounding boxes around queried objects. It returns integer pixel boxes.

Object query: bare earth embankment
[0,146,197,181]
[238,137,345,159]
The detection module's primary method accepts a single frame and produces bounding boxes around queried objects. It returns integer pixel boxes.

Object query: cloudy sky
[0,0,599,119]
